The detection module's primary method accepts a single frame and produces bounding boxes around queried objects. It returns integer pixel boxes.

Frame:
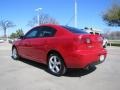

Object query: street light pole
[35,8,42,25]
[75,0,77,27]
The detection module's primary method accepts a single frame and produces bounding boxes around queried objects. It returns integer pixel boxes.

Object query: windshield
[62,26,88,34]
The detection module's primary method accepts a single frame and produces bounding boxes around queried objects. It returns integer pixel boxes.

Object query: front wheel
[48,54,66,76]
[12,47,20,60]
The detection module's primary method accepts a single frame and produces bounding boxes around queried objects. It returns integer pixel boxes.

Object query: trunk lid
[74,34,103,50]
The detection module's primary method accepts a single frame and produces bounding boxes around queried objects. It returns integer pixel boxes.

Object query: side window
[25,28,39,38]
[38,26,56,37]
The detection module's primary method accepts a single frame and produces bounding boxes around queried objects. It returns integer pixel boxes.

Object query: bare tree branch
[27,13,59,27]
[0,19,15,38]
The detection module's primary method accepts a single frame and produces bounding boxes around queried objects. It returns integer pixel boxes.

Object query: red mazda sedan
[12,24,107,76]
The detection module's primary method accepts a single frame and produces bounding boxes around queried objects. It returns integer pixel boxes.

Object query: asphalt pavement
[0,43,120,90]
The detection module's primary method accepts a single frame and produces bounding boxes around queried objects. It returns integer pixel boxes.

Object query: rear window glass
[62,26,88,34]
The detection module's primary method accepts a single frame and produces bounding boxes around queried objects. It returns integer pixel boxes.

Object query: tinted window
[38,26,56,37]
[25,28,39,38]
[62,26,88,34]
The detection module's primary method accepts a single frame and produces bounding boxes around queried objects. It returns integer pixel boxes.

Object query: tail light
[77,36,91,44]
[97,36,103,43]
[85,38,91,44]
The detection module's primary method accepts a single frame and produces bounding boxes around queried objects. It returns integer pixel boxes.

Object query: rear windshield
[62,26,88,34]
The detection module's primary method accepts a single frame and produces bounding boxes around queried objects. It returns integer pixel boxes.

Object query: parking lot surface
[0,43,120,90]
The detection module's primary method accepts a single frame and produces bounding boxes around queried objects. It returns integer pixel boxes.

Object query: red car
[12,24,107,76]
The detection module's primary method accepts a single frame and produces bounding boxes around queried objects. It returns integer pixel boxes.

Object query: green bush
[108,43,120,47]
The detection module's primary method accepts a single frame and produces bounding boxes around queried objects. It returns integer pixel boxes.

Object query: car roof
[31,24,62,31]
[30,24,72,36]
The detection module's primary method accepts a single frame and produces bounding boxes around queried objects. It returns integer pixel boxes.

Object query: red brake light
[76,36,91,44]
[97,36,103,43]
[85,38,91,44]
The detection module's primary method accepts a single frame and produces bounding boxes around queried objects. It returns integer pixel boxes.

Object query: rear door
[33,26,56,63]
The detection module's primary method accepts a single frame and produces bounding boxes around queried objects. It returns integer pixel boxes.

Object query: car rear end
[62,26,107,68]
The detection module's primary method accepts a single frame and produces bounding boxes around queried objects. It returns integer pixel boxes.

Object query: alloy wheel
[49,55,61,73]
[48,54,66,76]
[12,47,19,60]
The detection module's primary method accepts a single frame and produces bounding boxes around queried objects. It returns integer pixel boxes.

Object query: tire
[84,65,96,71]
[48,53,66,76]
[12,47,20,60]
[103,43,107,48]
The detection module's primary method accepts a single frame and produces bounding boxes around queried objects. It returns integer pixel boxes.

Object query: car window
[38,26,56,37]
[25,28,39,38]
[62,26,88,34]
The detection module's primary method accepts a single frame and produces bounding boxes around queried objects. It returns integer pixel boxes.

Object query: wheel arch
[12,45,16,50]
[12,45,20,56]
[47,50,67,67]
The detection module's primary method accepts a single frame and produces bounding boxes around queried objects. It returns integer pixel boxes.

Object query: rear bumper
[64,49,107,68]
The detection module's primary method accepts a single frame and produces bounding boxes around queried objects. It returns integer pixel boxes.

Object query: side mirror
[19,36,25,39]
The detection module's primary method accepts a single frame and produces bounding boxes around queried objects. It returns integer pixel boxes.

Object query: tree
[10,33,17,39]
[103,30,120,40]
[10,29,24,39]
[102,3,120,26]
[27,13,59,27]
[0,19,15,38]
[16,29,24,38]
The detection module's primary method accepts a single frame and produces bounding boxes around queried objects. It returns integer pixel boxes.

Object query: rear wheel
[48,53,66,76]
[12,47,20,60]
